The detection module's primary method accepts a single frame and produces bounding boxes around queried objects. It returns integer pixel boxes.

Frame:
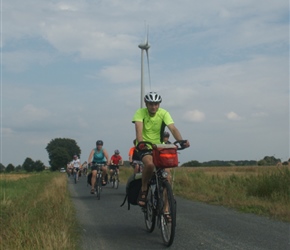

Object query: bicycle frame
[91,163,104,200]
[110,166,119,189]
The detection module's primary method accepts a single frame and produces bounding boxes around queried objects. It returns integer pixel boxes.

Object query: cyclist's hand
[138,143,148,151]
[180,140,190,148]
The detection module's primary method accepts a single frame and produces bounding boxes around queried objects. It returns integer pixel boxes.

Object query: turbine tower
[138,27,151,108]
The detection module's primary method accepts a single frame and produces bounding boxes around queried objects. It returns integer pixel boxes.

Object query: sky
[1,0,289,167]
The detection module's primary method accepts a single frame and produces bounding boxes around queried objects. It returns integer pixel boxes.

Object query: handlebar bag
[153,144,178,168]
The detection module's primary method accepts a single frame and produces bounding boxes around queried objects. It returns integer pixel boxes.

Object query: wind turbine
[138,26,151,108]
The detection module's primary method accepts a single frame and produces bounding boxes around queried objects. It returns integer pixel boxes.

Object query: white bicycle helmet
[144,91,162,103]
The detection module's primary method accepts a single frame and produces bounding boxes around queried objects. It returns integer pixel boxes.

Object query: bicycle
[109,164,120,189]
[91,163,105,200]
[73,168,80,184]
[137,140,187,247]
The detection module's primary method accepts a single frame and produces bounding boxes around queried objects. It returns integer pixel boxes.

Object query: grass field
[0,172,79,250]
[119,165,290,222]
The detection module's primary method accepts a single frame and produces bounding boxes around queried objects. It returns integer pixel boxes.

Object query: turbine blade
[146,49,151,90]
[146,25,149,45]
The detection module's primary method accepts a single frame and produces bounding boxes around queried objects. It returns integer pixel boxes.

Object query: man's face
[164,137,169,142]
[146,102,160,115]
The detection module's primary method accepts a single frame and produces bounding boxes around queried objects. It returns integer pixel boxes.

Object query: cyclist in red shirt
[109,149,123,182]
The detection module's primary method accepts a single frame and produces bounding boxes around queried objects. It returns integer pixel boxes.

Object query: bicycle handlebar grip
[174,140,188,150]
[136,141,153,151]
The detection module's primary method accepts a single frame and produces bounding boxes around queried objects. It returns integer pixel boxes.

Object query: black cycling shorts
[109,165,119,170]
[91,164,106,171]
[137,149,152,160]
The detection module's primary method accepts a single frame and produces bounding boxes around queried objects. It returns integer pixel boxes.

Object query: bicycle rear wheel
[160,181,176,247]
[144,186,156,233]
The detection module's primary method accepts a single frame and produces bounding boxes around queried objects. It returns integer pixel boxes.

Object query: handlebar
[90,162,107,166]
[136,140,188,151]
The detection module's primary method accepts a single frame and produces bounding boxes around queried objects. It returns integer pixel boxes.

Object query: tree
[6,163,15,173]
[22,157,35,172]
[34,160,45,172]
[258,156,281,166]
[0,163,5,173]
[15,165,22,172]
[182,160,201,167]
[46,138,81,171]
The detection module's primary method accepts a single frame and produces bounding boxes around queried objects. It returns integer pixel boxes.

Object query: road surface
[68,175,290,249]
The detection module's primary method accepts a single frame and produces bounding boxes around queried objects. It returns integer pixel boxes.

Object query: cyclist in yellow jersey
[132,91,190,207]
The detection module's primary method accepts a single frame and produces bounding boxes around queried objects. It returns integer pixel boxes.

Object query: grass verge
[119,166,290,222]
[0,172,79,250]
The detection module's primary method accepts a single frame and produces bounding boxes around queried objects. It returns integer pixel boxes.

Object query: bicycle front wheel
[144,185,156,233]
[74,172,77,184]
[96,176,102,200]
[160,181,176,247]
[114,174,119,189]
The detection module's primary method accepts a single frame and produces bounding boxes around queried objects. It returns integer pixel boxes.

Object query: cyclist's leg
[134,163,139,174]
[91,170,97,193]
[165,168,172,184]
[138,154,154,206]
[102,165,108,184]
[141,154,154,191]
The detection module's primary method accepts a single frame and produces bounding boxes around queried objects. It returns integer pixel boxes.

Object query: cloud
[183,110,205,122]
[96,61,139,84]
[226,111,242,121]
[251,112,268,118]
[22,104,51,121]
[3,50,55,72]
[1,128,14,137]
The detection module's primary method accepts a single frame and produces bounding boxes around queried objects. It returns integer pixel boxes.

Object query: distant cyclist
[71,155,81,181]
[67,161,72,177]
[82,161,88,176]
[163,131,172,144]
[132,91,190,207]
[128,139,143,173]
[109,149,123,182]
[88,140,110,194]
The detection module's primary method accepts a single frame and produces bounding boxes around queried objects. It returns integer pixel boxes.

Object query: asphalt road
[68,175,290,250]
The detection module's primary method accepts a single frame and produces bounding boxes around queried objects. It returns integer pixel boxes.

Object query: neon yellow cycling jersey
[132,108,174,144]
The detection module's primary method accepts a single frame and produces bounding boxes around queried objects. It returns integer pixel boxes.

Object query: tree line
[0,138,81,173]
[0,157,46,173]
[182,156,290,167]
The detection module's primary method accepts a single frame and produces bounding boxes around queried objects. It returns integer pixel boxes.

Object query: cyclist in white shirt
[71,155,81,181]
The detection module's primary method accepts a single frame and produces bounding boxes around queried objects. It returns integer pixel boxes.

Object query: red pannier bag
[152,144,178,168]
